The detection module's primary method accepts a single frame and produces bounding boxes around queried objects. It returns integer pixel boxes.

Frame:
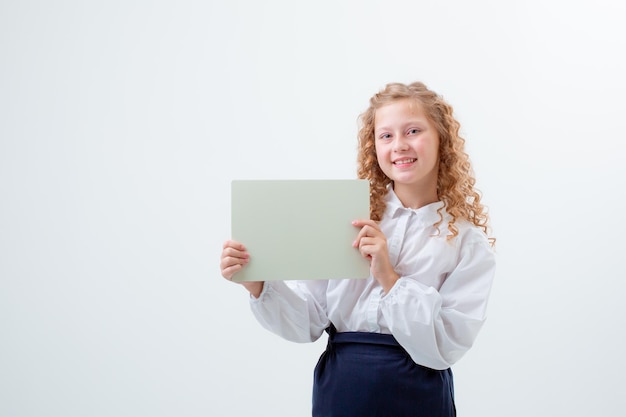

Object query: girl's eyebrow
[375,120,427,132]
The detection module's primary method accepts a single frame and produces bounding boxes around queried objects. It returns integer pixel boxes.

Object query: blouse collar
[384,187,446,224]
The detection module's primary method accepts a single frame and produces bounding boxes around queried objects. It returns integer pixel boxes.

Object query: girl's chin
[391,174,418,184]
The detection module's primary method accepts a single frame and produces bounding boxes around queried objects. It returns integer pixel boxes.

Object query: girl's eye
[379,133,392,140]
[408,128,420,135]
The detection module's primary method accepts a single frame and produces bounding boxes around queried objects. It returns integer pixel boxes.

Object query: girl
[220,81,496,417]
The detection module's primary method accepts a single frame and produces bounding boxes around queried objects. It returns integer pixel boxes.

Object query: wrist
[380,271,400,294]
[243,281,264,298]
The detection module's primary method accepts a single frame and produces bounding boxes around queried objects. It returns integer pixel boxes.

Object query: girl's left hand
[352,219,400,294]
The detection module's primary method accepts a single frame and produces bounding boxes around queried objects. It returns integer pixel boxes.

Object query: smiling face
[374,98,440,208]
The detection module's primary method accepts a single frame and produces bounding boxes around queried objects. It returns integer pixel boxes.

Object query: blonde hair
[357,81,495,246]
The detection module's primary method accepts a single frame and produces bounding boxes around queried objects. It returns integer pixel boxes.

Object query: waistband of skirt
[327,324,401,347]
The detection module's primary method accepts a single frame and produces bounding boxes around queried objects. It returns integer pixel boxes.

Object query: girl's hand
[220,240,264,298]
[352,219,399,294]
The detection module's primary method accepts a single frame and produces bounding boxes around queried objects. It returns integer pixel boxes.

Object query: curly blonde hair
[357,81,495,246]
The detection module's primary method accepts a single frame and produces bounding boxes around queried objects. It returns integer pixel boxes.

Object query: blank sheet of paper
[231,179,371,281]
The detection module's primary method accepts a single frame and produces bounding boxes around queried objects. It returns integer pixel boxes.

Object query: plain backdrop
[1,1,625,416]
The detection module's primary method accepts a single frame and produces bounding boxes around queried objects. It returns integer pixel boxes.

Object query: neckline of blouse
[385,189,446,224]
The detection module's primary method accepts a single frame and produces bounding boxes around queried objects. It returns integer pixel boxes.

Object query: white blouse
[249,188,496,370]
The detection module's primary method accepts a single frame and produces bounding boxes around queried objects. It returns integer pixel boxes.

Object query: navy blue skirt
[312,326,455,417]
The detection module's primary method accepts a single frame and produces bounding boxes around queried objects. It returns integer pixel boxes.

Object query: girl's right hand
[220,240,249,279]
[220,240,264,298]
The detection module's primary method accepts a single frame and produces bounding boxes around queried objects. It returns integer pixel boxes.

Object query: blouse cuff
[381,276,437,306]
[381,276,408,301]
[249,282,270,303]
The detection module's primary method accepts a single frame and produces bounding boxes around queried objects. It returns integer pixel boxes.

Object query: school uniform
[250,188,496,416]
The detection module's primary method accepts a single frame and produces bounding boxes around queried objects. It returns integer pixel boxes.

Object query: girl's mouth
[393,158,416,165]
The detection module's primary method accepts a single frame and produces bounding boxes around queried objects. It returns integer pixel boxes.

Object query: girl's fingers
[352,219,380,230]
[221,254,248,267]
[221,255,250,278]
[352,223,383,247]
[222,246,249,261]
[357,236,383,257]
[222,263,243,280]
[220,240,250,279]
[221,253,249,270]
[223,239,246,251]
[221,239,249,261]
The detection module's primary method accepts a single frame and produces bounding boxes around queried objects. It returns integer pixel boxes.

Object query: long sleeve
[380,238,496,370]
[249,279,330,343]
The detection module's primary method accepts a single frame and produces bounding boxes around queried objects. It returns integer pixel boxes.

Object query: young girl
[220,81,496,417]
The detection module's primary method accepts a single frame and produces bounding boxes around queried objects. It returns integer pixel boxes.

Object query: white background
[1,1,625,416]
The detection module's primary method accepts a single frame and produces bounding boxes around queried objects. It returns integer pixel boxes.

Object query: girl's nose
[393,137,409,152]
